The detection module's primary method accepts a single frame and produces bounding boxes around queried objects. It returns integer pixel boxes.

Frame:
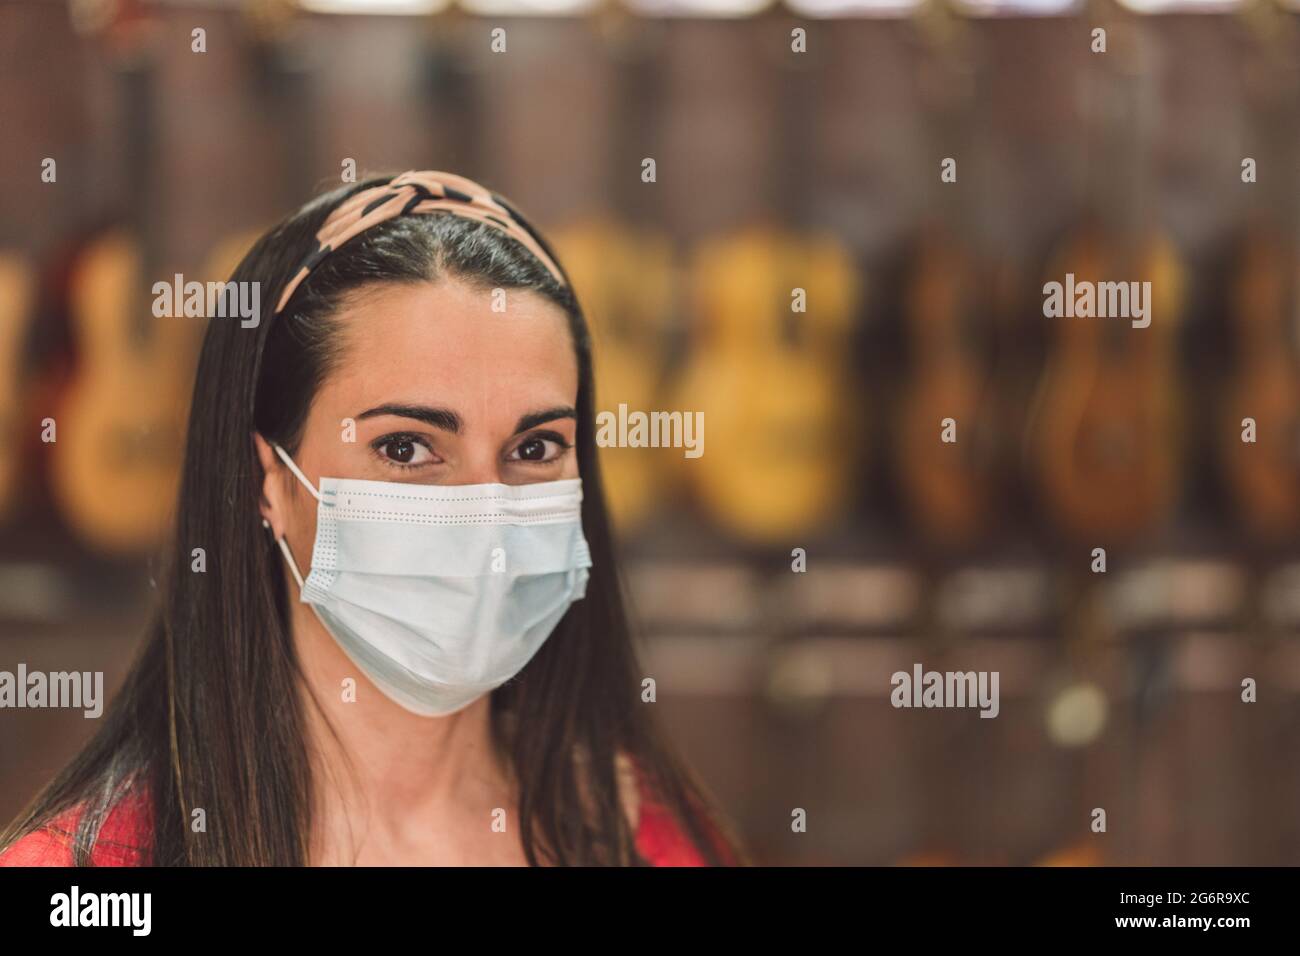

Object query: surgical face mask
[265,443,592,717]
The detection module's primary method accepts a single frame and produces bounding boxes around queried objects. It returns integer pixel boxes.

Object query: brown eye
[508,434,569,465]
[376,437,433,466]
[387,440,416,463]
[517,437,547,461]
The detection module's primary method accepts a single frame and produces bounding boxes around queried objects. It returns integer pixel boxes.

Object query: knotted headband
[273,169,568,317]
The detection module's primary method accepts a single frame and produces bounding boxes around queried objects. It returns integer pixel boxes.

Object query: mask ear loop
[271,442,324,502]
[263,518,306,592]
[262,442,322,593]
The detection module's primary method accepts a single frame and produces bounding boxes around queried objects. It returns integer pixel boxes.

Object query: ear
[252,432,289,539]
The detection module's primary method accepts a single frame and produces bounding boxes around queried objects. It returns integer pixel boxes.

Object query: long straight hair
[2,175,746,866]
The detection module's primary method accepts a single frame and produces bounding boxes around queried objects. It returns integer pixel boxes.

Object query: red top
[0,768,728,867]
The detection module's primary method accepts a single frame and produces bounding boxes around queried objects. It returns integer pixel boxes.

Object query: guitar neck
[109,28,161,341]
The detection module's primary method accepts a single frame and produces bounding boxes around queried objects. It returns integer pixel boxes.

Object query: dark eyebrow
[514,406,576,434]
[357,404,462,434]
[355,404,575,437]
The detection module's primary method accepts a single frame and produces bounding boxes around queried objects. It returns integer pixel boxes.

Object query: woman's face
[256,276,580,549]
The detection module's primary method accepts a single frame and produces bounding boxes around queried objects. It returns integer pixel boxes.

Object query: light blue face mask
[267,443,592,717]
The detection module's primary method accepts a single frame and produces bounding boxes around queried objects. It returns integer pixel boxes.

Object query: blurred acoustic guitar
[1027,222,1186,543]
[1217,10,1300,540]
[894,227,1003,547]
[674,36,863,547]
[1025,9,1188,544]
[676,222,861,546]
[549,8,676,536]
[0,251,36,520]
[893,6,1009,548]
[1220,225,1300,539]
[56,0,292,554]
[51,229,194,555]
[50,10,193,555]
[552,215,675,535]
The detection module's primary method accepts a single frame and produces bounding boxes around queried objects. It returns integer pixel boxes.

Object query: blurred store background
[1,0,1299,864]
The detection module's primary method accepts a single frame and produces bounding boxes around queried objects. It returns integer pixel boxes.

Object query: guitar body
[551,214,675,535]
[1220,226,1300,538]
[681,346,846,543]
[1030,224,1185,543]
[50,229,192,554]
[0,251,36,520]
[895,230,999,545]
[678,222,861,545]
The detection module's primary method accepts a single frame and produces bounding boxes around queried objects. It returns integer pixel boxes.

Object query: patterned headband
[273,169,568,317]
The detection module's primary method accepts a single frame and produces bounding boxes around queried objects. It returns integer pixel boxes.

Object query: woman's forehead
[321,279,578,420]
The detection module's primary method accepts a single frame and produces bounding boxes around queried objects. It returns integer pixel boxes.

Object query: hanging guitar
[550,6,676,537]
[1218,3,1300,542]
[894,2,1008,548]
[675,18,863,547]
[1026,11,1186,546]
[50,1,194,555]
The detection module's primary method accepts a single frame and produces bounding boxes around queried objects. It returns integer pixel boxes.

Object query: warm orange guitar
[51,229,195,554]
[891,1,1012,548]
[676,220,862,546]
[1027,223,1186,543]
[1026,8,1186,544]
[1220,225,1300,539]
[550,7,677,535]
[895,227,1003,546]
[673,37,863,547]
[552,215,675,536]
[1217,7,1300,541]
[50,7,195,554]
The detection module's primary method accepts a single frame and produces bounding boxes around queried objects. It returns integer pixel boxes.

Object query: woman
[0,170,743,866]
